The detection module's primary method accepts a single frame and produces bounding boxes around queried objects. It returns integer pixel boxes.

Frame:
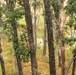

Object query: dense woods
[0,0,76,75]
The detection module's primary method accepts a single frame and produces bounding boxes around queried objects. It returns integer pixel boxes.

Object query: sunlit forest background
[0,0,76,75]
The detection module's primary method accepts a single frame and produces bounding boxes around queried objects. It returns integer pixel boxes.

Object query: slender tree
[43,0,56,75]
[0,26,6,75]
[23,0,38,75]
[32,0,37,50]
[0,54,6,75]
[71,46,76,75]
[0,3,6,74]
[43,14,47,56]
[5,0,23,75]
[65,0,76,74]
[52,0,62,67]
[59,0,65,75]
[32,0,41,51]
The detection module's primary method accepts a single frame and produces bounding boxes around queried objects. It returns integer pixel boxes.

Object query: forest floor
[0,23,75,75]
[0,38,73,75]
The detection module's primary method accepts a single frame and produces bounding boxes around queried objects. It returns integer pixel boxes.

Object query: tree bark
[5,0,23,75]
[33,0,37,51]
[11,19,23,75]
[43,15,47,56]
[59,0,65,75]
[72,59,76,75]
[71,48,76,75]
[23,0,38,75]
[0,28,6,75]
[0,11,6,75]
[0,54,6,75]
[52,2,62,67]
[43,0,56,75]
[70,27,73,39]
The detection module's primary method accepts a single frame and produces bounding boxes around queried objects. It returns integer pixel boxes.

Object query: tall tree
[43,0,56,75]
[59,0,65,75]
[32,0,41,50]
[0,54,6,75]
[0,2,6,75]
[71,46,76,75]
[23,0,38,75]
[51,0,61,67]
[43,15,47,56]
[0,20,6,75]
[65,0,76,74]
[5,0,23,75]
[32,0,37,50]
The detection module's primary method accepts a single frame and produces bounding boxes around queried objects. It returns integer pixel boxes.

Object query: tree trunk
[0,29,6,75]
[23,0,38,75]
[0,54,6,75]
[72,59,76,75]
[11,19,23,75]
[58,48,62,67]
[43,0,56,75]
[33,0,37,50]
[59,0,65,75]
[5,1,23,75]
[72,48,76,75]
[0,12,6,75]
[70,27,73,39]
[43,16,47,56]
[52,3,62,67]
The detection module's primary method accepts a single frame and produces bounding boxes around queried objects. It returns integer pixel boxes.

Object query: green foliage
[32,0,42,9]
[13,8,24,20]
[65,0,76,14]
[3,28,12,41]
[0,7,2,14]
[74,24,76,30]
[17,0,24,6]
[66,13,76,28]
[9,0,15,4]
[64,37,76,52]
[64,37,76,45]
[3,0,24,26]
[72,47,76,54]
[18,29,30,62]
[66,19,74,28]
[50,0,60,14]
[1,0,30,63]
[5,7,24,22]
[2,1,25,40]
